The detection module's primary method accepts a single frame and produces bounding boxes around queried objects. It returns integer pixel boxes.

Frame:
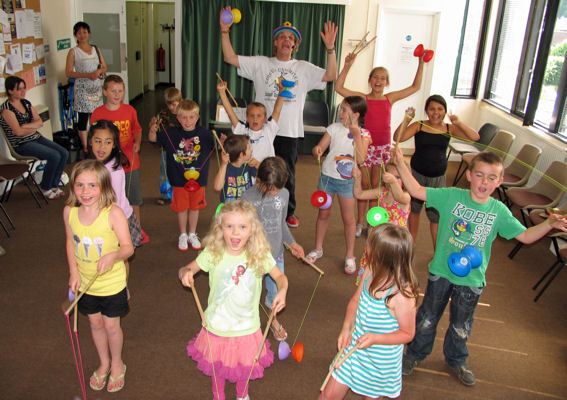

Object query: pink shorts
[360,144,392,167]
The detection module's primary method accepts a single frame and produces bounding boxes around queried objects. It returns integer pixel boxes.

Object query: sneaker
[140,229,150,244]
[237,396,250,400]
[452,364,476,386]
[402,355,418,375]
[355,223,364,238]
[42,188,58,200]
[52,188,65,198]
[286,215,299,228]
[178,233,189,251]
[187,232,201,250]
[345,257,356,274]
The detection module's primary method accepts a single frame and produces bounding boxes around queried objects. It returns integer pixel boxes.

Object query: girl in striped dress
[320,223,419,399]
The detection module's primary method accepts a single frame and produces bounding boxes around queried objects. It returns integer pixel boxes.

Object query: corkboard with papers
[0,0,46,94]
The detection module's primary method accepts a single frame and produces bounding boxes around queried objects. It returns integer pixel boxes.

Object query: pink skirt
[187,327,274,382]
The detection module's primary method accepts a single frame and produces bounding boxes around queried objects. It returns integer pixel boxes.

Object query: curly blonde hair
[203,200,271,276]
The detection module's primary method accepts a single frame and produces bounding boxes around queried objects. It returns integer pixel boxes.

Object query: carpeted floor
[1,94,566,399]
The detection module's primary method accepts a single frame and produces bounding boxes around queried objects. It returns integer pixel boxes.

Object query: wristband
[326,47,335,54]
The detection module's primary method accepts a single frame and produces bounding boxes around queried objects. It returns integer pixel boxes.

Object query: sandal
[270,321,288,342]
[305,249,323,264]
[156,198,171,205]
[89,368,110,391]
[345,257,357,275]
[107,364,126,393]
[355,223,364,238]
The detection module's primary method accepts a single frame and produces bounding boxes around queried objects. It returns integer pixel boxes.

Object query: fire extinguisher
[156,44,166,71]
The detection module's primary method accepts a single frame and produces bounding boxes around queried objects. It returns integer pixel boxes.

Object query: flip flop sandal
[89,369,110,391]
[270,323,288,342]
[107,364,126,393]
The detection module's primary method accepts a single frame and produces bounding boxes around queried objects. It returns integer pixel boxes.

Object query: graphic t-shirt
[427,187,526,287]
[155,125,214,188]
[196,248,275,337]
[233,118,278,162]
[221,163,256,203]
[321,122,371,180]
[237,55,326,138]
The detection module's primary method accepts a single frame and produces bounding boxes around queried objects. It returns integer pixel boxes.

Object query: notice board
[0,0,46,95]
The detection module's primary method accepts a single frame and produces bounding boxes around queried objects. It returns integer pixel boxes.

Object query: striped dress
[333,281,403,398]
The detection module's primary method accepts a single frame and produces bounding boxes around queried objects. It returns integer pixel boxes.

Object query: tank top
[365,96,392,146]
[68,206,127,296]
[410,122,450,177]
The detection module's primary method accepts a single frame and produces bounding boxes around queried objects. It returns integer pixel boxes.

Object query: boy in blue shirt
[391,146,567,386]
[149,99,214,251]
[213,135,255,203]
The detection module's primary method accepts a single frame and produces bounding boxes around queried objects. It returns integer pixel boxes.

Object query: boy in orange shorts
[149,99,214,251]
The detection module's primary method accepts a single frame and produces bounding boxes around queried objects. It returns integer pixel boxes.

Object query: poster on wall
[1,0,13,13]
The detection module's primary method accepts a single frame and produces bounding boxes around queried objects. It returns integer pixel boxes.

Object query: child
[390,146,567,386]
[319,223,419,400]
[91,75,148,243]
[335,52,424,237]
[242,156,304,341]
[352,162,410,285]
[393,97,479,249]
[87,120,143,298]
[217,81,285,167]
[178,200,288,400]
[213,135,256,203]
[148,99,214,252]
[306,96,371,274]
[63,160,134,393]
[149,87,182,205]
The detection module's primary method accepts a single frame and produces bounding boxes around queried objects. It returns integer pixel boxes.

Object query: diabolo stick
[242,309,275,397]
[211,130,227,154]
[320,325,356,391]
[64,273,99,315]
[215,72,238,107]
[353,36,376,55]
[283,242,325,275]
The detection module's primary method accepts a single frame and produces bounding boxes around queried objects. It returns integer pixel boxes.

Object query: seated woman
[0,76,69,199]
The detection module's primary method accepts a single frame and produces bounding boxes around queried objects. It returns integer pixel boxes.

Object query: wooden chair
[497,144,542,206]
[452,130,516,186]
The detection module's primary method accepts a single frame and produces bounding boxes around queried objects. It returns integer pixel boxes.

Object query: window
[452,0,491,97]
[485,0,567,137]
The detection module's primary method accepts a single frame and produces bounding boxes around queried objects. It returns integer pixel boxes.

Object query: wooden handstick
[334,342,361,369]
[73,290,78,332]
[283,242,325,275]
[64,273,99,315]
[215,72,238,107]
[320,346,346,391]
[254,308,275,362]
[190,283,207,328]
[211,130,226,154]
[352,32,369,54]
[353,36,376,55]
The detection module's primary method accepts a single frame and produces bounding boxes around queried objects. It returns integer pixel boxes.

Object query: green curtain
[182,0,345,125]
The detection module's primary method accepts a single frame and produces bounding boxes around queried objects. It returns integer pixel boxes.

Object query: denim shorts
[318,174,354,198]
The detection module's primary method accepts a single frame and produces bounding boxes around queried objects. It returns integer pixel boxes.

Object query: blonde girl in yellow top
[63,160,133,393]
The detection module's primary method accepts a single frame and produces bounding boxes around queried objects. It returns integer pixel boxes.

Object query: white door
[374,7,439,152]
[80,0,129,102]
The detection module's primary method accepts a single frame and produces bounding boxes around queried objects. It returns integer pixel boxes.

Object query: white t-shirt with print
[322,122,371,180]
[237,55,326,139]
[233,118,278,162]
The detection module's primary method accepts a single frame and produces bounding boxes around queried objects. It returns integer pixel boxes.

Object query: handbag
[92,44,106,80]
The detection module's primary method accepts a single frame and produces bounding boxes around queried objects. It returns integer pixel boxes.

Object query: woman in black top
[393,95,479,249]
[0,76,68,199]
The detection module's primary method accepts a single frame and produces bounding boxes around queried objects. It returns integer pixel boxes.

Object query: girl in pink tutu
[178,200,288,400]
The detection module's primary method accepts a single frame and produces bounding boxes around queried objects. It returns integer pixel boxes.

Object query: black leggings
[77,112,91,131]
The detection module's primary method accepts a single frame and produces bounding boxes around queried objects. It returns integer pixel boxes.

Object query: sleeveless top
[365,96,392,147]
[333,281,403,398]
[0,98,40,148]
[379,188,409,227]
[68,206,126,296]
[410,122,450,177]
[72,45,104,113]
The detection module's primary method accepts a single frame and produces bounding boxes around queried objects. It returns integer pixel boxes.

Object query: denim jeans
[273,136,298,218]
[264,253,284,308]
[17,136,69,191]
[159,149,169,199]
[406,274,483,367]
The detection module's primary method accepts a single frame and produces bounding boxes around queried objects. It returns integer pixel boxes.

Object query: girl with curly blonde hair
[178,200,288,400]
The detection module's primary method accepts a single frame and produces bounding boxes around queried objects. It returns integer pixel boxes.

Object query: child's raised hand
[248,158,260,169]
[405,107,415,120]
[344,52,356,68]
[448,113,459,124]
[220,151,230,165]
[382,171,396,185]
[356,332,377,349]
[217,81,227,93]
[390,146,404,166]
[289,242,305,259]
[276,77,285,93]
[178,266,195,287]
[219,133,227,144]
